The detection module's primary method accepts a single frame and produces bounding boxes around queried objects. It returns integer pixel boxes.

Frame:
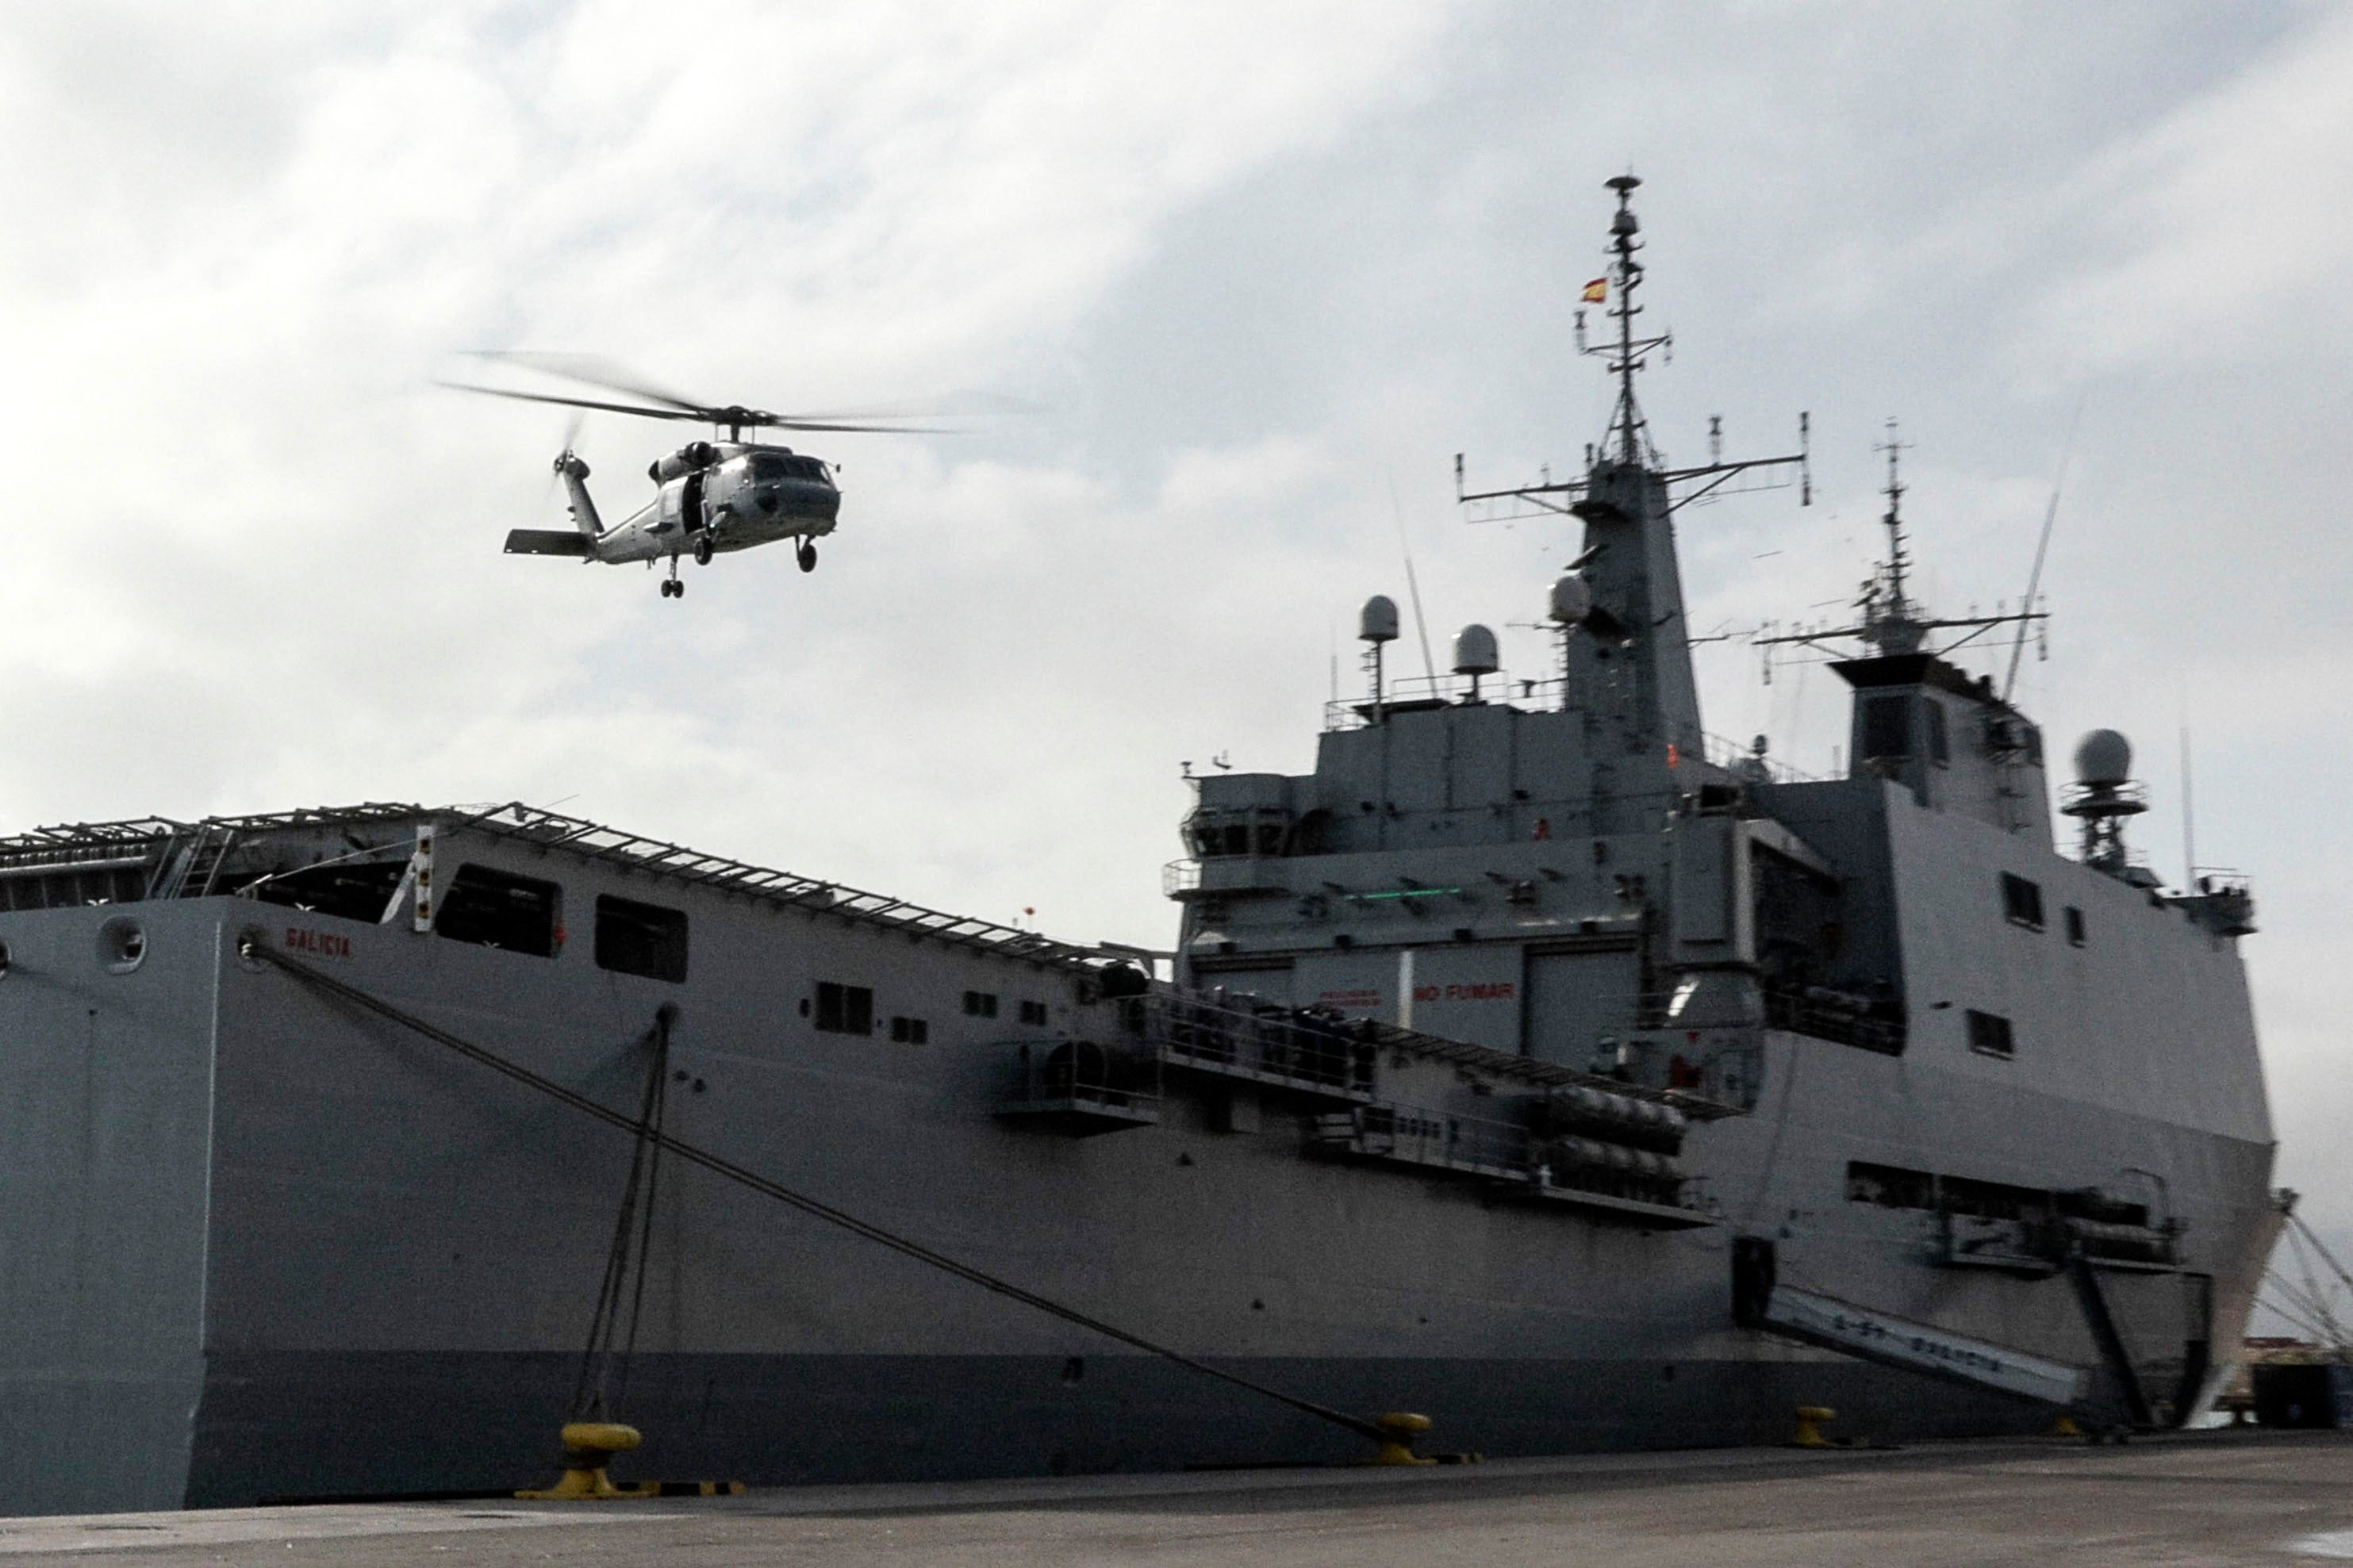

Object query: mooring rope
[568,1006,672,1424]
[247,937,1392,1447]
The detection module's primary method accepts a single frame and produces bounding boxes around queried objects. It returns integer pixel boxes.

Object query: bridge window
[963,990,999,1018]
[889,1014,928,1044]
[2001,873,2044,931]
[594,895,688,982]
[1018,999,1049,1026]
[1966,1009,2015,1060]
[1860,696,1910,760]
[2065,906,2086,947]
[437,865,561,957]
[817,981,873,1036]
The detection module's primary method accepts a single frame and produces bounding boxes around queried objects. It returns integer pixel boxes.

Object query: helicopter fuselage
[588,442,839,565]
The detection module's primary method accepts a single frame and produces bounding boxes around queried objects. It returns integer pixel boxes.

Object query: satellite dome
[1358,595,1399,644]
[1453,623,1499,676]
[2074,729,2133,788]
[1548,573,1592,626]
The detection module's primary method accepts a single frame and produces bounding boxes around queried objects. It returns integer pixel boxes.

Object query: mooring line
[247,936,1393,1447]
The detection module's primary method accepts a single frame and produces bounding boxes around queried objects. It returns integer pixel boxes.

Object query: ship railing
[1762,983,1906,1056]
[1144,991,1376,1102]
[1699,731,1833,786]
[1321,669,1528,731]
[451,802,1115,974]
[1161,859,1201,896]
[1149,982,1751,1120]
[995,1037,1161,1134]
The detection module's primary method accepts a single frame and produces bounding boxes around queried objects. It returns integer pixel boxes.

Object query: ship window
[889,1015,928,1044]
[2065,906,2086,946]
[594,895,688,982]
[1966,1008,2015,1059]
[2001,873,2044,930]
[1846,1160,1936,1209]
[963,990,998,1018]
[253,858,409,923]
[1925,701,1950,765]
[816,981,873,1035]
[1018,999,1049,1026]
[1861,695,1910,760]
[437,865,561,957]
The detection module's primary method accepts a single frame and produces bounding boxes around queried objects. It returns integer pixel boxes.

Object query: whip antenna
[1390,474,1439,683]
[2002,393,2086,704]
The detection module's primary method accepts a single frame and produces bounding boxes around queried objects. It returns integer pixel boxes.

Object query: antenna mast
[1756,422,2048,677]
[1595,174,1668,467]
[1456,173,1808,524]
[1866,419,1919,654]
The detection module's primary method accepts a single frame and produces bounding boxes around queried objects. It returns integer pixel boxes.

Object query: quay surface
[6,1430,2351,1566]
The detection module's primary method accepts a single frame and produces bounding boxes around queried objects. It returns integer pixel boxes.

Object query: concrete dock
[6,1431,2351,1565]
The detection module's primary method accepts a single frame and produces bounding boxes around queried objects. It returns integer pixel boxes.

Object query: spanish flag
[1581,277,1608,303]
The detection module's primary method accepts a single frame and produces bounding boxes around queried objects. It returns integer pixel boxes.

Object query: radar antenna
[1592,174,1670,467]
[1756,421,2049,674]
[1455,174,1810,526]
[1864,418,1919,655]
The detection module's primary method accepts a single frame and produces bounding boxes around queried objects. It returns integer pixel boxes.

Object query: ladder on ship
[147,824,237,900]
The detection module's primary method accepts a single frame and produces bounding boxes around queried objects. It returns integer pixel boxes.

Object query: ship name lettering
[286,926,352,959]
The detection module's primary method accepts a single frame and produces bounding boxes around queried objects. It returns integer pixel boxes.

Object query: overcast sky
[4,2,2348,1325]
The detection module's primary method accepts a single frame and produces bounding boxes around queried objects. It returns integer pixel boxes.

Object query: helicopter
[443,353,956,599]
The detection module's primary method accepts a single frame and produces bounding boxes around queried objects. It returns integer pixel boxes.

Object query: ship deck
[8,1429,2350,1566]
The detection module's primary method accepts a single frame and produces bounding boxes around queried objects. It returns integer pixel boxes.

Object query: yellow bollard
[1791,1405,1837,1448]
[2050,1413,2084,1439]
[516,1421,659,1500]
[1365,1412,1438,1466]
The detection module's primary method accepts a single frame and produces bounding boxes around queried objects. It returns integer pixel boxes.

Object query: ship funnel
[2074,729,2132,788]
[1453,623,1499,676]
[1548,574,1591,627]
[1359,595,1400,644]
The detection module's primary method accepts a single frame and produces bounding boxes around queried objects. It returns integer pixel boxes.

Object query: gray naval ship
[2,177,2278,1514]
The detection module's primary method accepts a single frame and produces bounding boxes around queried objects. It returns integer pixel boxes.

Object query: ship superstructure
[0,178,2280,1515]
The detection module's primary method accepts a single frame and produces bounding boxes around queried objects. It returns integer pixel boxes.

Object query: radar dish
[1549,574,1592,626]
[1453,623,1499,676]
[2074,728,2133,787]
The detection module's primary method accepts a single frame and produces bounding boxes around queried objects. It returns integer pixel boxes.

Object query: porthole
[98,916,147,975]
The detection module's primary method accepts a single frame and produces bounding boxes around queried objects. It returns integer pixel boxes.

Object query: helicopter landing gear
[796,541,818,573]
[693,535,713,567]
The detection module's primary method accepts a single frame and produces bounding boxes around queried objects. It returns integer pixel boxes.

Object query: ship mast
[1599,174,1666,468]
[1863,419,1923,656]
[1756,417,2050,671]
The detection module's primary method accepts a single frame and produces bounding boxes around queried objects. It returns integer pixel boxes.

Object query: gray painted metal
[0,178,2278,1516]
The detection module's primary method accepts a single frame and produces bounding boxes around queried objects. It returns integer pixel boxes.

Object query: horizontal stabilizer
[504,529,593,558]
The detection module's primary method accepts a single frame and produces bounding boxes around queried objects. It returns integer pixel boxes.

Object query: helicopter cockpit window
[750,454,827,483]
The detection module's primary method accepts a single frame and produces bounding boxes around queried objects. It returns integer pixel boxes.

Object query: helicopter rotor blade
[437,381,708,424]
[757,417,962,435]
[543,410,588,504]
[464,351,707,414]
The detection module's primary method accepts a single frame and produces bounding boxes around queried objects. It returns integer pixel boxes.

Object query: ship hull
[0,869,2273,1515]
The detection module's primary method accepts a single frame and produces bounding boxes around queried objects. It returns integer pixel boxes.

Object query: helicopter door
[681,470,706,532]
